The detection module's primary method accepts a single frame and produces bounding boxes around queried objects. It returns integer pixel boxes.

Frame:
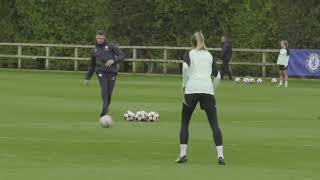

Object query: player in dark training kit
[84,31,125,117]
[176,32,225,165]
[220,35,233,80]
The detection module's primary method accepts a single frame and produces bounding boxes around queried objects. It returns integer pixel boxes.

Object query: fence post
[45,47,50,70]
[262,52,267,77]
[74,47,79,72]
[163,49,167,74]
[132,48,137,73]
[17,45,22,69]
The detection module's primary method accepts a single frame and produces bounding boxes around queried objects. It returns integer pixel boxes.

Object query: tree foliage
[0,0,319,48]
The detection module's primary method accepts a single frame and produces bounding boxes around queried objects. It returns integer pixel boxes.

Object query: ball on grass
[147,111,160,122]
[99,115,112,128]
[123,111,135,121]
[242,77,250,84]
[235,77,241,83]
[135,111,148,121]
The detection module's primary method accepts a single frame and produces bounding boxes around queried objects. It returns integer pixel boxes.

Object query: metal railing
[0,43,279,77]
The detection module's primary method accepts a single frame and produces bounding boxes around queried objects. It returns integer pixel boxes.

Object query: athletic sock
[285,81,288,87]
[216,145,224,158]
[180,144,187,157]
[279,80,283,86]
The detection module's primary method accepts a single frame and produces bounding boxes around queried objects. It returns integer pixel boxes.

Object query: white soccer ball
[135,111,140,121]
[123,111,135,121]
[135,111,148,121]
[271,78,278,84]
[249,78,255,83]
[141,111,148,120]
[257,78,263,84]
[99,115,112,128]
[154,112,160,121]
[147,111,160,122]
[235,77,241,83]
[242,77,250,84]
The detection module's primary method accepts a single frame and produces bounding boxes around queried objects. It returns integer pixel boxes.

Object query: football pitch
[0,70,319,180]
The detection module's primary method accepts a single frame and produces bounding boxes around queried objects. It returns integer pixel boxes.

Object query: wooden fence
[0,43,279,77]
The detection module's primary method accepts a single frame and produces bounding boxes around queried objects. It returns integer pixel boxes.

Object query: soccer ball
[135,111,148,121]
[271,78,278,84]
[257,78,263,84]
[242,77,250,84]
[99,115,112,128]
[249,78,255,83]
[147,111,160,122]
[235,77,241,83]
[123,111,135,121]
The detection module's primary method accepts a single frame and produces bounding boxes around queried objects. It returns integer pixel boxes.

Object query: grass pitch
[0,70,319,180]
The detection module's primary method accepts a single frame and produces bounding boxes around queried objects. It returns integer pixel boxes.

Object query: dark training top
[221,40,232,62]
[85,41,125,80]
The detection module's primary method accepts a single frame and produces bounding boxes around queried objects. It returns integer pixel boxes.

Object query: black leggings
[97,72,116,117]
[180,94,223,146]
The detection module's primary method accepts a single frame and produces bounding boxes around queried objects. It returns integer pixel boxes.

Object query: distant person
[220,36,233,80]
[176,32,225,165]
[84,31,125,117]
[276,40,290,87]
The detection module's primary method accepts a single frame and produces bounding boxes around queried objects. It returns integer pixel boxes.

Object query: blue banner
[288,49,320,76]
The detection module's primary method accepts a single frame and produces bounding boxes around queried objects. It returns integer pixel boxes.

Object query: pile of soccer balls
[123,110,160,122]
[235,77,278,84]
[235,76,261,84]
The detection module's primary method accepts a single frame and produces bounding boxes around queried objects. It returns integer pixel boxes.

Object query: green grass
[0,70,319,180]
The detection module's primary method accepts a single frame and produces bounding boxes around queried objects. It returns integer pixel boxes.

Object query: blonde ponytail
[191,32,208,50]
